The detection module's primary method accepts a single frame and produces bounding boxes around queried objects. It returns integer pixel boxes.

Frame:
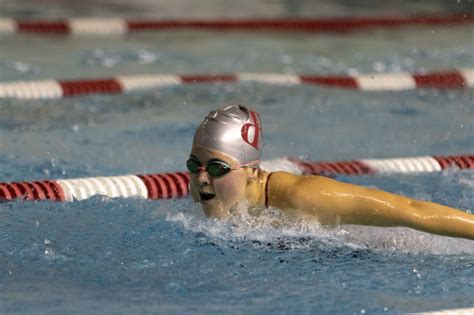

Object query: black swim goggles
[186,158,235,178]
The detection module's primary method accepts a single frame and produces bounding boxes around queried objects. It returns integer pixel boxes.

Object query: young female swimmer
[187,105,474,240]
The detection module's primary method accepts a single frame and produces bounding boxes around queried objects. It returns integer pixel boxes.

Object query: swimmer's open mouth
[200,192,215,201]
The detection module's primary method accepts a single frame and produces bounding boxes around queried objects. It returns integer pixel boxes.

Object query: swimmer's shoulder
[263,171,328,208]
[265,170,329,187]
[265,170,299,186]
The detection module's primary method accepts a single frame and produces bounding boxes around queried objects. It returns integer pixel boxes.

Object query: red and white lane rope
[1,69,473,99]
[411,308,474,315]
[0,15,473,35]
[0,154,472,202]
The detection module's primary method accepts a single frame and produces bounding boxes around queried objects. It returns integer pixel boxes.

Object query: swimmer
[187,105,474,240]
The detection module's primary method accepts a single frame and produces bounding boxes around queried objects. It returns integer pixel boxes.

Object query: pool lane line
[0,154,472,202]
[0,14,473,35]
[0,69,473,99]
[409,307,474,315]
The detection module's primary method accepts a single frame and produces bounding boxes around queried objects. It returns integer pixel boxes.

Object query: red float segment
[160,174,176,198]
[137,175,158,200]
[180,75,237,83]
[33,181,54,200]
[0,180,66,201]
[27,182,46,200]
[299,76,358,89]
[337,161,373,175]
[129,19,353,31]
[136,173,190,200]
[11,183,34,200]
[8,14,474,36]
[413,71,466,89]
[58,79,123,96]
[434,155,474,170]
[21,182,43,200]
[126,15,474,32]
[0,184,13,200]
[17,21,70,33]
[168,172,190,196]
[310,161,373,176]
[153,174,171,198]
[6,183,22,200]
[40,181,66,201]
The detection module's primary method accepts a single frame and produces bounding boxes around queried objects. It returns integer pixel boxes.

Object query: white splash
[167,199,474,255]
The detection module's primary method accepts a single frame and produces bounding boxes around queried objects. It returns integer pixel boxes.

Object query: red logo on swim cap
[241,111,262,150]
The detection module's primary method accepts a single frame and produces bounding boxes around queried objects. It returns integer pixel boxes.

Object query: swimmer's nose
[197,169,211,185]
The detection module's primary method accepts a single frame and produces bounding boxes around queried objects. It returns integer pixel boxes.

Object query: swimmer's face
[188,146,255,218]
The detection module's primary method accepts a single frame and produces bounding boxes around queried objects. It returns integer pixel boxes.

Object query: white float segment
[55,180,75,202]
[57,178,93,201]
[88,178,113,197]
[103,177,121,197]
[69,18,127,35]
[238,73,301,85]
[126,175,149,199]
[116,75,182,91]
[459,68,474,87]
[355,73,416,91]
[57,175,148,201]
[119,175,139,197]
[58,177,103,201]
[79,178,99,199]
[260,158,303,174]
[0,18,16,34]
[0,80,63,99]
[362,156,442,174]
[108,176,127,197]
[410,308,474,315]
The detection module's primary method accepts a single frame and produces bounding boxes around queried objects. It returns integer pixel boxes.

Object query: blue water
[0,1,474,314]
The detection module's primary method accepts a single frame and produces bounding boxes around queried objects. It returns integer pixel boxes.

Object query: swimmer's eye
[206,161,232,177]
[186,158,201,173]
[186,158,232,177]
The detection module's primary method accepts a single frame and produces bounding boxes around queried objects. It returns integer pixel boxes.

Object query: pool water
[0,1,473,314]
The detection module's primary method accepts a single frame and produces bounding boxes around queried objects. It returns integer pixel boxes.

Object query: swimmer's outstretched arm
[267,172,474,240]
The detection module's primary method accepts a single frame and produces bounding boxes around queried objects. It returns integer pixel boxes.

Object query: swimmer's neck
[245,169,269,208]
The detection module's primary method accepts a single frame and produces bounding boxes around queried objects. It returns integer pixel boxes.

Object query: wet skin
[188,146,260,218]
[189,147,474,240]
[267,172,474,240]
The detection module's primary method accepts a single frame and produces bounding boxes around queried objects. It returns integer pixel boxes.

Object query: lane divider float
[411,308,474,315]
[0,154,472,202]
[0,15,473,35]
[1,69,473,99]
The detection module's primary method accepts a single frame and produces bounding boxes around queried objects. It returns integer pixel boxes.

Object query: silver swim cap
[192,105,264,165]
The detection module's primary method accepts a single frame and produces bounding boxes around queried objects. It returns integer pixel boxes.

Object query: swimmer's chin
[200,199,249,219]
[200,202,231,219]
